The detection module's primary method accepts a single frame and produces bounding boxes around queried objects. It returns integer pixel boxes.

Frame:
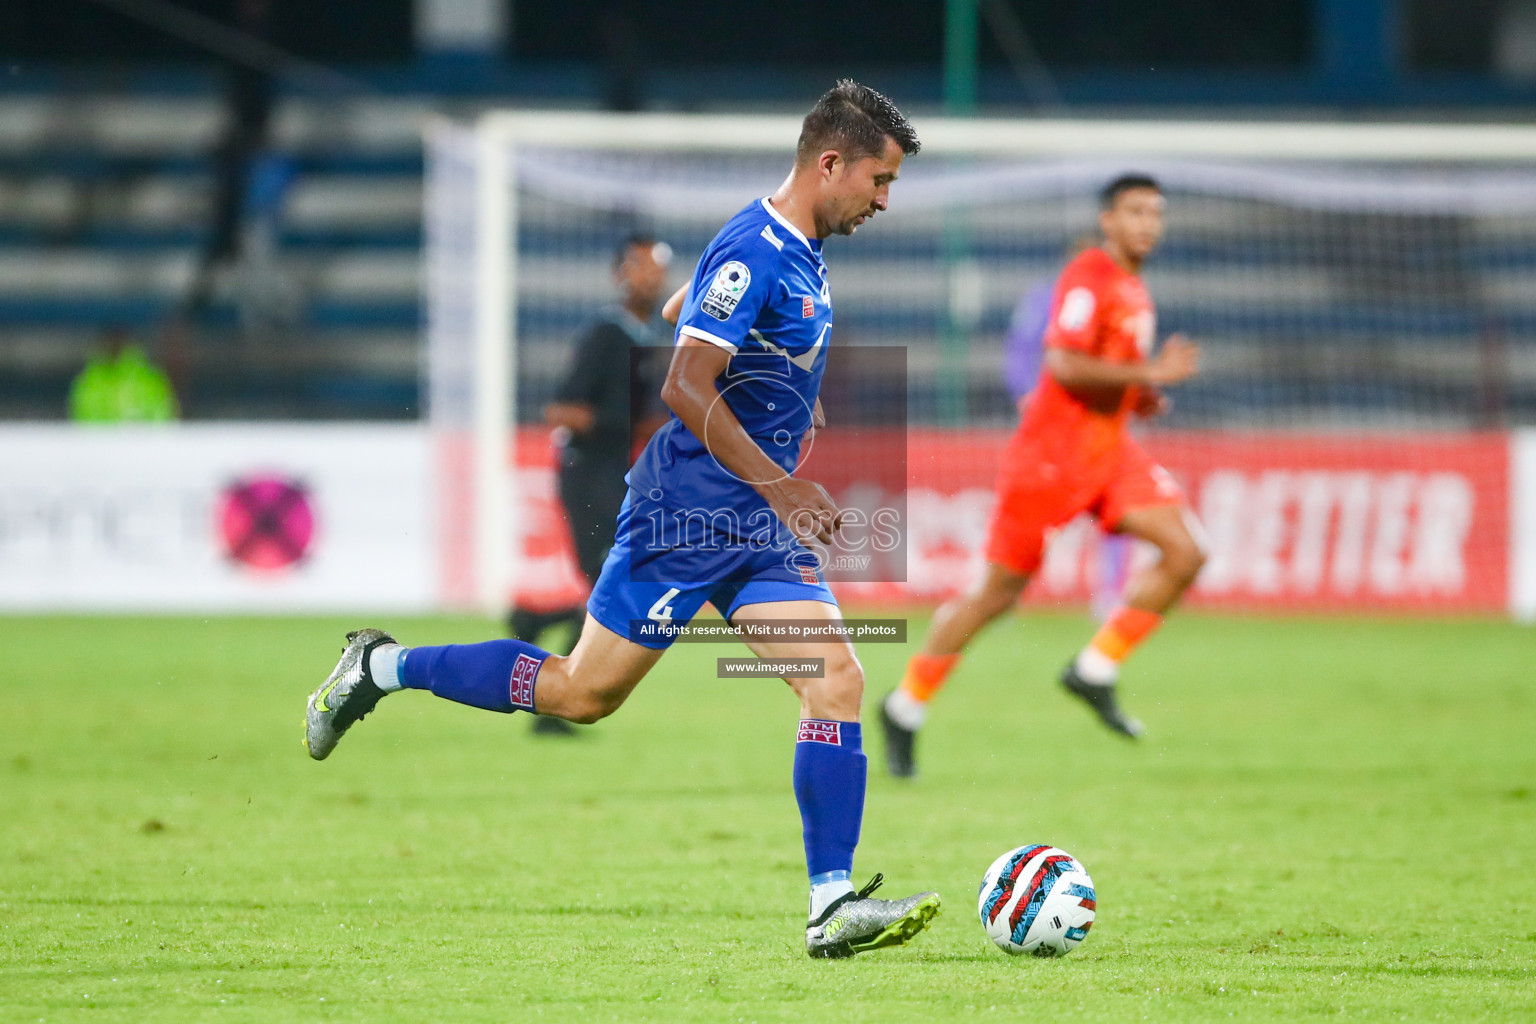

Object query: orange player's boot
[877,694,917,778]
[1061,606,1161,739]
[1060,662,1144,739]
[879,653,960,778]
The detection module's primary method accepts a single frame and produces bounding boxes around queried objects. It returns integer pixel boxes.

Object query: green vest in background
[68,346,180,423]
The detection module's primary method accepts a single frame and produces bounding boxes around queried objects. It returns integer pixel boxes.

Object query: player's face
[1105,188,1161,262]
[1101,187,1165,262]
[822,136,904,236]
[615,243,670,310]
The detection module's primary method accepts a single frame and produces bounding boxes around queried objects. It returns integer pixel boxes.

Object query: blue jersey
[627,198,832,518]
[590,197,838,649]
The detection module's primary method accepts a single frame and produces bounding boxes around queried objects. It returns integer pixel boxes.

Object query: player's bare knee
[1189,542,1208,577]
[800,656,863,720]
[833,656,864,702]
[563,688,625,724]
[539,660,628,723]
[1162,537,1206,585]
[827,657,865,704]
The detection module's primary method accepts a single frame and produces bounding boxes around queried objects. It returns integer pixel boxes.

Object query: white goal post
[425,111,1536,617]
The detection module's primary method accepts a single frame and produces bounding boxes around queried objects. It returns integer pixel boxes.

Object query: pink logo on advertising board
[797,720,841,745]
[216,475,316,572]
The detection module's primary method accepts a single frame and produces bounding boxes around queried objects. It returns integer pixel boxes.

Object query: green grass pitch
[2,610,1533,1022]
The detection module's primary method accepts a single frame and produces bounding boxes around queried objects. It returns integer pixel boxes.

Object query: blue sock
[398,640,549,713]
[793,720,866,880]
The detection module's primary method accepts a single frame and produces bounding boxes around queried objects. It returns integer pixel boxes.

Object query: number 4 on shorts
[647,587,681,626]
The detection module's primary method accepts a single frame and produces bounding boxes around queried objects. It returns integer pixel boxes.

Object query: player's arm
[1045,334,1199,391]
[660,283,689,326]
[660,338,841,543]
[1132,384,1170,418]
[802,397,825,444]
[1043,267,1197,396]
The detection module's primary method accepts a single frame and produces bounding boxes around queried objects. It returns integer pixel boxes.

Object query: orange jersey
[1015,247,1155,464]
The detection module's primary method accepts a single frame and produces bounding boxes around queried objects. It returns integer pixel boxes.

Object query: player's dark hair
[1101,174,1161,210]
[613,232,655,269]
[797,79,920,165]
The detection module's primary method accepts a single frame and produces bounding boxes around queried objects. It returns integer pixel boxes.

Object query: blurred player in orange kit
[880,173,1207,777]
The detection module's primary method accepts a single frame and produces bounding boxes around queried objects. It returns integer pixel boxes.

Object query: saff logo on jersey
[797,720,842,745]
[1058,287,1096,331]
[702,261,752,320]
[802,295,815,318]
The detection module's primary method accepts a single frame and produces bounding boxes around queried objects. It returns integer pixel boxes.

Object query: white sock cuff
[1074,646,1120,686]
[371,644,406,692]
[809,877,856,919]
[883,688,927,731]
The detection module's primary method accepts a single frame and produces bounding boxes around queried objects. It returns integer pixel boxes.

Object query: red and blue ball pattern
[978,844,1097,956]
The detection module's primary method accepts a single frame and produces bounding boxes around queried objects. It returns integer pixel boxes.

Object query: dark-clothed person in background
[513,234,673,735]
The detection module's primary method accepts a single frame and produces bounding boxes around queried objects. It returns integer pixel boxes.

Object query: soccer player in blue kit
[303,81,939,959]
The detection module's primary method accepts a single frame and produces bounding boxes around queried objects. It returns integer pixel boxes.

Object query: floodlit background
[1,4,1534,1022]
[1,0,1534,615]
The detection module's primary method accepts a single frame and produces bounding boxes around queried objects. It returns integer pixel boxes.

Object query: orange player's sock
[883,652,961,731]
[898,652,961,704]
[1075,606,1162,684]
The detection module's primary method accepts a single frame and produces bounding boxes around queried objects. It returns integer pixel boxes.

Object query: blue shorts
[587,490,837,649]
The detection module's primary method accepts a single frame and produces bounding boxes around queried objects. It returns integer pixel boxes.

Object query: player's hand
[1133,386,1170,418]
[762,476,843,545]
[803,399,827,446]
[1147,335,1199,386]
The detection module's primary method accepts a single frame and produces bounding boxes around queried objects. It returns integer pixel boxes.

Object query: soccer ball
[977,844,1096,957]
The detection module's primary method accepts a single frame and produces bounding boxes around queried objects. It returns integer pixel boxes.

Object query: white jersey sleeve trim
[760,197,812,251]
[679,324,740,354]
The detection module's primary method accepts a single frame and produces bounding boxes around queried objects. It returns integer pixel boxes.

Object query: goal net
[425,113,1536,619]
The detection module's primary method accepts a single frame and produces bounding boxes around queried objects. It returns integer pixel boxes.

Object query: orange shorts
[983,435,1185,577]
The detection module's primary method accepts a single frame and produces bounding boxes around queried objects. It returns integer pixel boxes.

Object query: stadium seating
[0,93,427,418]
[5,91,1533,430]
